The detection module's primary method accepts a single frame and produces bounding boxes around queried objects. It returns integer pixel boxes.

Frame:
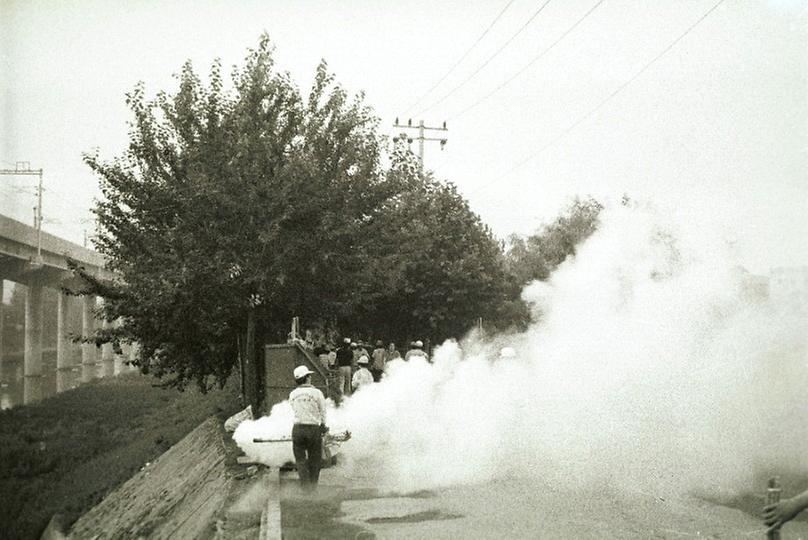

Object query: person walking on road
[336,338,354,396]
[371,340,387,381]
[289,365,327,491]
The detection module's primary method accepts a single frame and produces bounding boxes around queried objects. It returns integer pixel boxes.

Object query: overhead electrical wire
[470,0,728,196]
[415,0,555,117]
[401,0,517,117]
[449,0,606,121]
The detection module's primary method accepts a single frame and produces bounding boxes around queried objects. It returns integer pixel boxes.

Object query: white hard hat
[415,340,423,347]
[343,337,351,344]
[293,365,314,379]
[358,355,370,364]
[499,347,516,358]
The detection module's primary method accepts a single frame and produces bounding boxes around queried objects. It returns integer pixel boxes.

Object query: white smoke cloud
[235,202,807,498]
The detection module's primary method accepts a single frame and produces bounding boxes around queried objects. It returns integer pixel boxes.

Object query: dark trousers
[292,424,322,489]
[339,366,352,396]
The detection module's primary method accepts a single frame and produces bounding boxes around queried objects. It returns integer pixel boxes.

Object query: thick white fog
[235,202,807,497]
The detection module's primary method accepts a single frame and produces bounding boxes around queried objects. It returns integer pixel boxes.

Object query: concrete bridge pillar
[56,368,77,393]
[127,342,141,372]
[129,342,139,363]
[113,353,124,375]
[24,376,43,405]
[101,319,114,363]
[113,318,125,375]
[100,357,114,377]
[81,363,96,383]
[99,299,114,377]
[81,294,97,366]
[56,291,71,370]
[24,282,44,377]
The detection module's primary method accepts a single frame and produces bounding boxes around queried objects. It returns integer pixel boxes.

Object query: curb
[259,468,282,540]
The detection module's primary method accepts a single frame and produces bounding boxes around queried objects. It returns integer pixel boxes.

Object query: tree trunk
[244,307,259,414]
[237,334,247,408]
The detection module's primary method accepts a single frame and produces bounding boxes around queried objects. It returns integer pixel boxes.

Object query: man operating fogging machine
[289,365,328,490]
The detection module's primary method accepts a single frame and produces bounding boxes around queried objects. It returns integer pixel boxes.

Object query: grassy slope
[0,373,241,540]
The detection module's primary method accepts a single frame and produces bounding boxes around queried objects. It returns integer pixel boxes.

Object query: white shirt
[351,367,373,390]
[289,384,327,425]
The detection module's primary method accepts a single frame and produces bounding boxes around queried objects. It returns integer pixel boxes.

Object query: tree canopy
[353,145,512,344]
[81,36,515,391]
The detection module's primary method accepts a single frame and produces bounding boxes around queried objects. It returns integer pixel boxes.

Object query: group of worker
[288,337,429,492]
[313,337,429,397]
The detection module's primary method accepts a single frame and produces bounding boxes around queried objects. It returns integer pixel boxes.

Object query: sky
[1,0,806,274]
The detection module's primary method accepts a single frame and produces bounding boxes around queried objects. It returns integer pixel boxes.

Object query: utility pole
[0,162,44,263]
[80,216,98,249]
[392,118,448,172]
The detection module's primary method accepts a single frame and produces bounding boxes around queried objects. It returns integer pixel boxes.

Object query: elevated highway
[0,213,113,284]
[1,214,125,400]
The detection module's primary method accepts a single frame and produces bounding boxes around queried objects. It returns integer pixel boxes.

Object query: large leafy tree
[81,35,518,395]
[82,35,608,392]
[355,145,513,344]
[83,36,397,392]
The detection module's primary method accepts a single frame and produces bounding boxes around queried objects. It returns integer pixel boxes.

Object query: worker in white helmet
[351,355,374,391]
[404,340,429,361]
[289,365,327,491]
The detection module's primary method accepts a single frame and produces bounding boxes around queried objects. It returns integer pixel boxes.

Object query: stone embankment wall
[68,416,266,539]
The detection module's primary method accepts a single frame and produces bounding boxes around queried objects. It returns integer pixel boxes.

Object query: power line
[471,0,727,196]
[415,0,555,117]
[450,0,606,121]
[401,0,517,117]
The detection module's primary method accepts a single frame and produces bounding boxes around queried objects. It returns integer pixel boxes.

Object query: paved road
[321,469,808,539]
